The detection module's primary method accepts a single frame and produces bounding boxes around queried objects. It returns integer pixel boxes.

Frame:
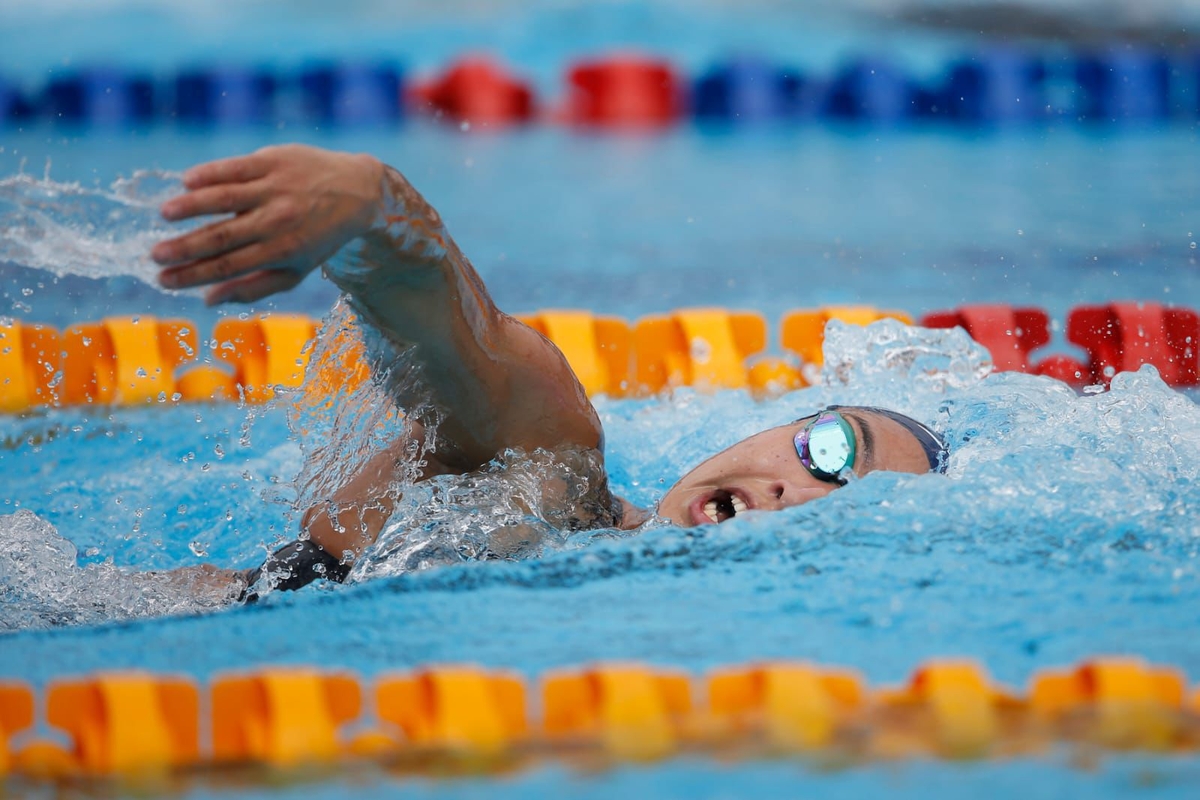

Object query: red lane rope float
[3,657,1200,784]
[921,305,1051,373]
[410,56,536,127]
[1066,302,1200,388]
[921,302,1200,388]
[563,56,683,127]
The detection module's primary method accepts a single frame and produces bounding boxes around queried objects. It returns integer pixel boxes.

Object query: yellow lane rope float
[3,301,1195,414]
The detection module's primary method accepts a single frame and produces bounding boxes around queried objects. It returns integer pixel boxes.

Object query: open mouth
[691,489,750,525]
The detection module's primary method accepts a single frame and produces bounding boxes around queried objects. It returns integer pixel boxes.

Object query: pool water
[5,126,1199,330]
[3,1,1200,797]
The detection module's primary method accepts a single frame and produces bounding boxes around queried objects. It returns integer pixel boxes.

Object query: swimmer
[151,144,947,597]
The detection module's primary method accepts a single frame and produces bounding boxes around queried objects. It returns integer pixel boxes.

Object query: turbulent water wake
[0,509,243,631]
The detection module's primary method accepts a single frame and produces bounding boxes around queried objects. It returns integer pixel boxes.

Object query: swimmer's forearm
[322,165,454,292]
[326,163,603,468]
[155,146,602,468]
[323,164,497,348]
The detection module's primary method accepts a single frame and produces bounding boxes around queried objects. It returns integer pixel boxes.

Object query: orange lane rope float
[2,657,1199,786]
[1,302,1196,415]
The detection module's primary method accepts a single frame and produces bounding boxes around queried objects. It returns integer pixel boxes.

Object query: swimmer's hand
[147,564,252,605]
[152,144,385,305]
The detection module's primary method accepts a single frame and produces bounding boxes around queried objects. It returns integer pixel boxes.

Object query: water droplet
[188,540,209,557]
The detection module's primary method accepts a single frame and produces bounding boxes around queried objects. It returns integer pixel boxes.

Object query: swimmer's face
[657,407,933,527]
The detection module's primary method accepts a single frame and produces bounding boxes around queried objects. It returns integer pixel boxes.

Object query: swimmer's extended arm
[153,145,603,470]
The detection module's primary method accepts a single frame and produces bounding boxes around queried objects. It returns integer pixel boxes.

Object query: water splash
[355,444,628,581]
[0,170,196,289]
[2,318,1198,630]
[281,300,422,509]
[271,299,623,587]
[0,510,241,631]
[821,318,994,396]
[354,360,1200,603]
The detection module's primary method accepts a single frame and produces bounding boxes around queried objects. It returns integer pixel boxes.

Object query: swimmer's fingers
[152,209,266,266]
[159,239,295,292]
[203,269,304,306]
[180,152,272,191]
[160,179,269,223]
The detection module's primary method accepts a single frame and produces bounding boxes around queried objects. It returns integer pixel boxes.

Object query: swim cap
[854,406,949,473]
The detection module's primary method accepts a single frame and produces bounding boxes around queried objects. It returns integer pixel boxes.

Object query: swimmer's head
[656,406,947,527]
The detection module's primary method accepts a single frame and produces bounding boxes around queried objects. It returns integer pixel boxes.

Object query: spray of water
[0,509,242,631]
[0,170,198,289]
[2,315,1198,630]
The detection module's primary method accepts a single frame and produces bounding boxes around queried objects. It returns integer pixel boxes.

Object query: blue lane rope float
[3,47,1199,128]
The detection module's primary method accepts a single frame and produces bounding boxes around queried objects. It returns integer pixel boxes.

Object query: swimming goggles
[793,410,857,484]
[793,406,949,484]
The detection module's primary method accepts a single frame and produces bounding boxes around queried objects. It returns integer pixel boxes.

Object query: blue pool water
[4,1,1200,797]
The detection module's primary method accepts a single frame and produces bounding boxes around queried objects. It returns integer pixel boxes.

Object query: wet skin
[656,408,933,527]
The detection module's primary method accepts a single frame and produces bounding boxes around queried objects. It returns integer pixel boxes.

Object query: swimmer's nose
[770,480,835,510]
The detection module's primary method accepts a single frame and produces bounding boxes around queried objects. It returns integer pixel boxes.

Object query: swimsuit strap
[238,539,351,603]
